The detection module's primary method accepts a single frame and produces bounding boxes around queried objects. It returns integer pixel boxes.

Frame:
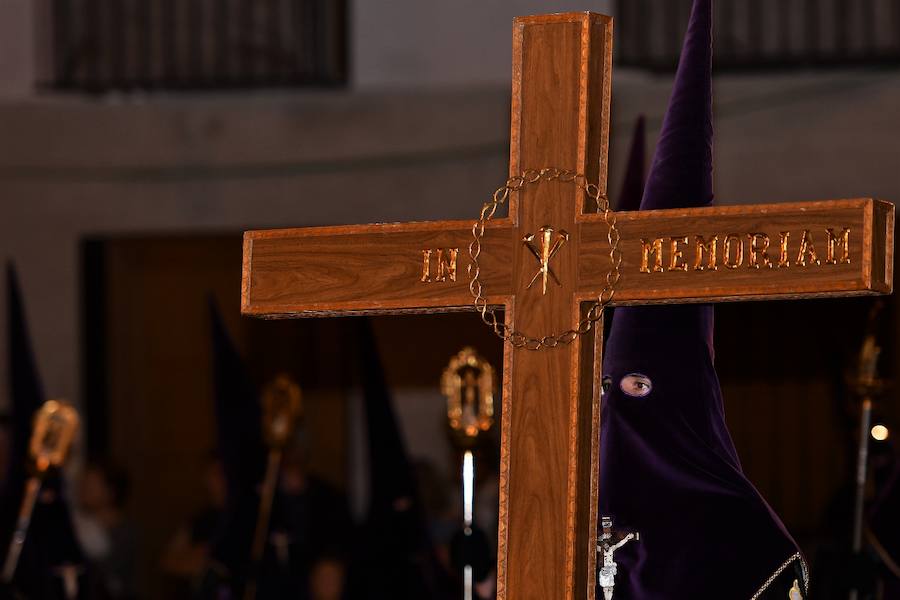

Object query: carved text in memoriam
[639,228,851,274]
[421,248,459,283]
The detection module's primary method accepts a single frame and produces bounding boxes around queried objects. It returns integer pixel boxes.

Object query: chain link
[748,552,809,600]
[467,168,622,350]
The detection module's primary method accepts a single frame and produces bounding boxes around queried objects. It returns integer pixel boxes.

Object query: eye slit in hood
[620,373,653,398]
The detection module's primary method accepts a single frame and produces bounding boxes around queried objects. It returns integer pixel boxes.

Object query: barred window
[45,0,347,92]
[616,0,900,71]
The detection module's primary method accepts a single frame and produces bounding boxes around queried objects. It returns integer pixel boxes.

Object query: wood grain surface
[243,199,893,317]
[578,198,894,304]
[243,220,515,316]
[501,14,610,600]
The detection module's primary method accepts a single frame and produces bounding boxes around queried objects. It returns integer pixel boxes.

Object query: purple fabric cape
[597,1,805,597]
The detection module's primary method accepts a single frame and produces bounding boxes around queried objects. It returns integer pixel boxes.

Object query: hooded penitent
[204,302,352,600]
[204,300,266,596]
[598,2,808,598]
[348,318,452,600]
[1,264,86,599]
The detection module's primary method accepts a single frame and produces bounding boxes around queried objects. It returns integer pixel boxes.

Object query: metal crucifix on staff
[240,11,893,600]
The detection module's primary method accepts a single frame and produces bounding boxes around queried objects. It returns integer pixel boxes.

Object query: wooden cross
[241,13,893,600]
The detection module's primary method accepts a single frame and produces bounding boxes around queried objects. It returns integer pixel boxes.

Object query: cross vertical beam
[500,14,611,600]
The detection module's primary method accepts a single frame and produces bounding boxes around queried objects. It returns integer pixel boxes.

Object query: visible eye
[620,373,652,398]
[601,376,612,395]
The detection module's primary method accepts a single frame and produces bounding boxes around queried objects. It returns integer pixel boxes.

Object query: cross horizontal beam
[242,198,893,318]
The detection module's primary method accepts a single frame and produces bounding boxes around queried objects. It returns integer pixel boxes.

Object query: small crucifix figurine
[596,517,639,600]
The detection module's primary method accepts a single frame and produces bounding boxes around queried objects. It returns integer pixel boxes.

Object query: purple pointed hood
[598,2,806,597]
[614,115,647,213]
[608,0,715,354]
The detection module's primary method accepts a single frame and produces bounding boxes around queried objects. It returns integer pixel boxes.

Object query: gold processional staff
[243,373,303,600]
[442,347,496,600]
[1,400,80,586]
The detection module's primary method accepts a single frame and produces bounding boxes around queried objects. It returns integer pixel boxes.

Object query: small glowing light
[871,424,889,441]
[463,450,474,528]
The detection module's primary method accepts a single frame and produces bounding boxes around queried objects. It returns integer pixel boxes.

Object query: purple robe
[598,1,807,597]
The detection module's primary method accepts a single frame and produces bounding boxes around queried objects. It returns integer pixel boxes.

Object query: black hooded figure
[0,264,87,600]
[597,2,808,598]
[346,318,453,600]
[202,302,352,600]
[201,301,267,598]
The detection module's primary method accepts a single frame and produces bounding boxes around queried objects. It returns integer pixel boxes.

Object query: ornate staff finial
[261,373,303,449]
[29,399,79,474]
[443,347,496,600]
[2,400,80,583]
[442,347,495,449]
[246,373,304,600]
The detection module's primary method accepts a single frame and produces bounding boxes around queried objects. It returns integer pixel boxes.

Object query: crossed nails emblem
[523,226,569,295]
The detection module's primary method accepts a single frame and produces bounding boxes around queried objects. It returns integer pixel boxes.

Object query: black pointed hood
[207,299,265,581]
[350,318,450,599]
[7,264,45,483]
[2,264,85,598]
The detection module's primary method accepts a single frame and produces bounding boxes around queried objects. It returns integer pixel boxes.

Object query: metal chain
[748,552,809,600]
[467,168,622,350]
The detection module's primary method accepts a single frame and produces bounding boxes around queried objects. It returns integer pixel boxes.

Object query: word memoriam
[639,228,851,273]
